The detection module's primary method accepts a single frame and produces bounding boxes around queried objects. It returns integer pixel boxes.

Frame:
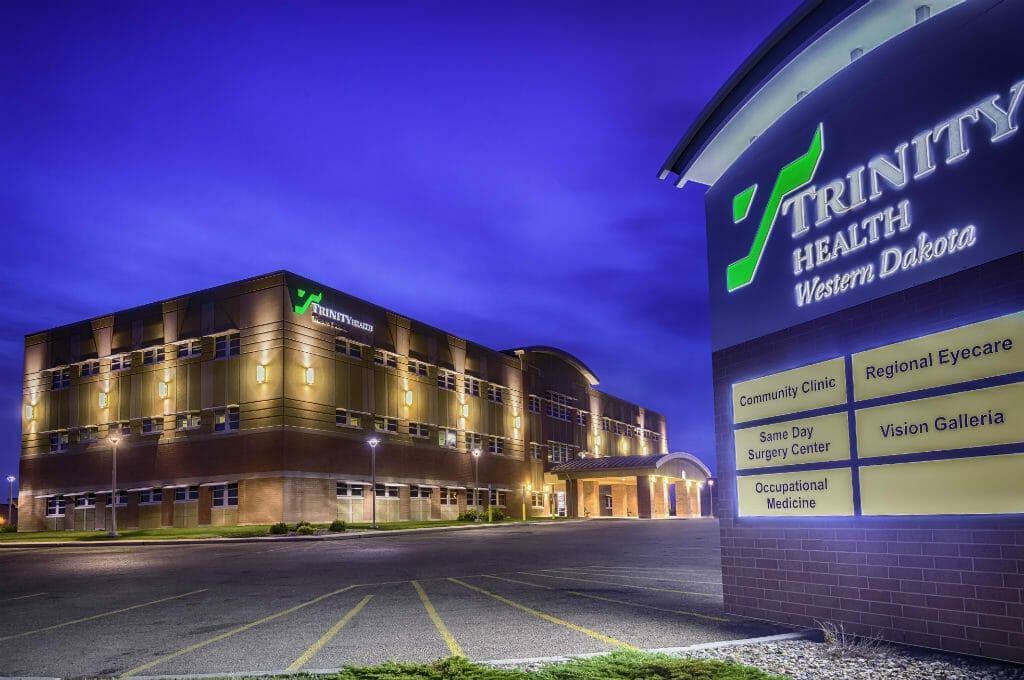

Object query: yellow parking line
[483,575,728,623]
[118,585,358,678]
[1,592,47,602]
[412,581,463,657]
[0,589,207,642]
[544,568,722,585]
[520,571,718,597]
[286,594,373,671]
[448,578,636,650]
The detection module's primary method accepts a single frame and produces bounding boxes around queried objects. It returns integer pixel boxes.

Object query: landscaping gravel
[676,639,1024,680]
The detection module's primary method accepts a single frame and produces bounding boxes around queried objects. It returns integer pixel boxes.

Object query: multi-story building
[18,271,708,531]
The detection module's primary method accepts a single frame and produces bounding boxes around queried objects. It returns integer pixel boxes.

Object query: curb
[0,519,591,549]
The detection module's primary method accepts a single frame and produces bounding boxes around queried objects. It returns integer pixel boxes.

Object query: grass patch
[187,652,790,679]
[0,525,275,542]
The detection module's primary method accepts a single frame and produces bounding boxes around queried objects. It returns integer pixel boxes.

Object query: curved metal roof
[659,0,962,188]
[549,452,711,478]
[505,345,600,386]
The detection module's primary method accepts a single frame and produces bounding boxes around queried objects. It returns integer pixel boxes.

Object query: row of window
[335,410,509,453]
[334,482,515,506]
[45,408,240,452]
[44,483,237,516]
[46,335,240,390]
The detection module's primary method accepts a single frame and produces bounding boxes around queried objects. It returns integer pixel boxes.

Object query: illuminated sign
[737,467,854,517]
[734,412,850,471]
[293,288,374,333]
[731,357,846,423]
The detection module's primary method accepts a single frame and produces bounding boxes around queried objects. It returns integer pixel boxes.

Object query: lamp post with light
[5,475,14,524]
[708,479,716,519]
[522,483,531,521]
[367,437,380,529]
[108,435,121,537]
[472,447,481,522]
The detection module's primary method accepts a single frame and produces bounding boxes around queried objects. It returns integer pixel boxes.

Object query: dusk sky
[1,0,802,491]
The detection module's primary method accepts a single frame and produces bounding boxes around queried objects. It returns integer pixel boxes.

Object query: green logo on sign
[293,288,323,315]
[727,123,824,292]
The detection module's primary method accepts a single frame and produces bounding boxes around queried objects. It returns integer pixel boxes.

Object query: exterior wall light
[99,392,109,409]
[514,416,521,429]
[256,364,268,384]
[158,381,169,399]
[24,405,35,421]
[405,390,413,406]
[304,367,315,386]
[461,403,469,418]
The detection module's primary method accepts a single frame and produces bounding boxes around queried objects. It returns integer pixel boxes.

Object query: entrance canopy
[550,452,710,482]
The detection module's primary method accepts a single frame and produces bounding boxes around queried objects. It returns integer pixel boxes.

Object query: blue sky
[0,0,802,490]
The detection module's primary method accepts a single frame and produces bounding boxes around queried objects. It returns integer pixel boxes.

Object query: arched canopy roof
[550,452,711,481]
[505,345,600,386]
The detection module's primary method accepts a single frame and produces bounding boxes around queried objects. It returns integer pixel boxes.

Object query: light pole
[367,437,380,529]
[108,435,121,537]
[5,475,14,524]
[472,447,481,522]
[708,479,715,519]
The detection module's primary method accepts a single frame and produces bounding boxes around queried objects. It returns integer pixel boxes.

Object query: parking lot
[0,519,783,678]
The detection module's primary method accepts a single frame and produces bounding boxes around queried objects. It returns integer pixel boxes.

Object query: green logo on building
[293,288,323,315]
[727,123,824,292]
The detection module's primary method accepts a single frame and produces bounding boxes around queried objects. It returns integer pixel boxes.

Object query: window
[548,441,572,464]
[110,421,131,438]
[214,407,239,432]
[139,488,162,504]
[487,436,504,455]
[50,431,69,452]
[437,370,456,391]
[463,377,481,397]
[78,426,98,444]
[177,339,202,358]
[336,338,363,359]
[528,396,541,413]
[373,349,397,368]
[407,359,429,377]
[141,417,163,435]
[467,489,483,506]
[176,413,201,431]
[336,482,364,497]
[651,432,661,443]
[531,491,544,507]
[410,485,433,499]
[214,333,240,358]
[46,497,66,516]
[113,490,128,506]
[76,494,96,508]
[612,421,624,435]
[374,417,398,433]
[489,490,508,506]
[336,409,362,428]
[111,354,132,371]
[80,361,99,377]
[601,418,611,432]
[440,488,458,505]
[577,411,588,426]
[375,484,399,498]
[175,486,199,502]
[211,483,238,507]
[408,422,429,438]
[50,368,70,390]
[530,442,543,461]
[142,347,165,365]
[465,432,482,451]
[439,428,458,449]
[486,385,504,404]
[546,392,572,421]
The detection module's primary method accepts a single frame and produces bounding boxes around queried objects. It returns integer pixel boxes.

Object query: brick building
[18,271,700,531]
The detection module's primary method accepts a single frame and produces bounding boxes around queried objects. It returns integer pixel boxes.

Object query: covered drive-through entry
[547,452,710,519]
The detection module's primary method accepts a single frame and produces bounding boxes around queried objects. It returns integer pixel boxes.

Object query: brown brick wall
[713,254,1024,663]
[239,477,283,524]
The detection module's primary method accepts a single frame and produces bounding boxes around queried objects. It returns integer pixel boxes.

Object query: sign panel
[860,453,1024,515]
[736,467,854,517]
[704,2,1024,350]
[852,311,1024,400]
[734,412,850,470]
[732,358,847,423]
[856,382,1024,458]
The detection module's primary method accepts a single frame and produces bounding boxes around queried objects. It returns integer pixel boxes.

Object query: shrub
[293,520,312,531]
[296,524,316,536]
[269,522,289,535]
[457,509,478,521]
[488,508,505,521]
[329,519,346,532]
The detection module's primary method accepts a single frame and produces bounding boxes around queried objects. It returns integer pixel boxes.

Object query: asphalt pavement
[0,519,786,679]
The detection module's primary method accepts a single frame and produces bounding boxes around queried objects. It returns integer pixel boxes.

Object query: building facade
[19,271,694,531]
